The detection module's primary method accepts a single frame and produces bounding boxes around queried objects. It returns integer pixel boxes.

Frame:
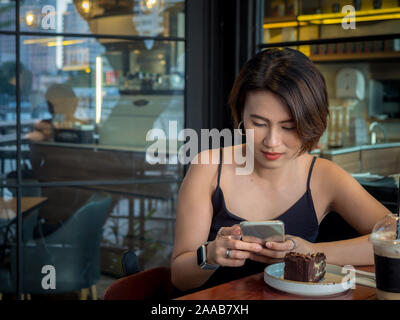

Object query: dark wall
[186,0,258,141]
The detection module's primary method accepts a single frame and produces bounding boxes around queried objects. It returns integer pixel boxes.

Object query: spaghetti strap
[216,148,223,188]
[306,156,317,190]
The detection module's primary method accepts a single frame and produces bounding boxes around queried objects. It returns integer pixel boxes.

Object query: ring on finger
[287,238,296,250]
[226,249,231,258]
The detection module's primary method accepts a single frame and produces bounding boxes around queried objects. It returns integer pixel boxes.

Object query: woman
[25,83,87,142]
[171,48,390,292]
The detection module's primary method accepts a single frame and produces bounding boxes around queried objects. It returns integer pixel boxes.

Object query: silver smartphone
[240,220,285,243]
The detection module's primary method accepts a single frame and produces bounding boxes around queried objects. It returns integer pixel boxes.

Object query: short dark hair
[228,47,329,154]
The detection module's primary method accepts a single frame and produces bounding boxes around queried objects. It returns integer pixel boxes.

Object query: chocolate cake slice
[284,252,326,282]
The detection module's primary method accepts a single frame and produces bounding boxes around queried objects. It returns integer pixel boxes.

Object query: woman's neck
[254,160,298,185]
[249,148,303,188]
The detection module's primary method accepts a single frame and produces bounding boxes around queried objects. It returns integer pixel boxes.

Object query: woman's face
[242,90,302,168]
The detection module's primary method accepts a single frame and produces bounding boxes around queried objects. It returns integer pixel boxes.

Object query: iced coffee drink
[370,213,400,300]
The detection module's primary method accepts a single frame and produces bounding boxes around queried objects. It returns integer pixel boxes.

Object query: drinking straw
[397,176,400,239]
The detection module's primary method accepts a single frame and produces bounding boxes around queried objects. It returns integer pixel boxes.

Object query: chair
[103,266,175,300]
[0,191,112,299]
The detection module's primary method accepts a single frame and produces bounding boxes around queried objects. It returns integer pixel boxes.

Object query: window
[0,0,185,299]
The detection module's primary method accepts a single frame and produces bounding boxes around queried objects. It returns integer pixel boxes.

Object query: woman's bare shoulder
[190,147,221,165]
[314,156,348,176]
[312,156,354,189]
[183,148,222,192]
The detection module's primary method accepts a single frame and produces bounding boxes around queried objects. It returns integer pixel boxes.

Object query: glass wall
[0,1,15,31]
[0,0,184,299]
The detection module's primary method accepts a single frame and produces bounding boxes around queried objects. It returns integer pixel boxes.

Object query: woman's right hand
[206,225,263,267]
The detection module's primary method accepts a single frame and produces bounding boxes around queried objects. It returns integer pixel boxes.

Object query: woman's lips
[263,152,283,160]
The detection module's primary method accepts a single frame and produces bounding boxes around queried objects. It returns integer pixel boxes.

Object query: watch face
[197,245,205,266]
[197,243,219,270]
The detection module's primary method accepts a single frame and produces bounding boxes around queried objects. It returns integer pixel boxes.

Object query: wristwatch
[197,241,220,270]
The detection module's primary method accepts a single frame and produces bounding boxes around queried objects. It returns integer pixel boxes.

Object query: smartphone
[240,220,285,243]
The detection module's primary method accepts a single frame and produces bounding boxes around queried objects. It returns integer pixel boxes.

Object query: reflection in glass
[0,185,45,299]
[20,0,185,38]
[0,35,16,121]
[0,1,15,31]
[0,187,17,298]
[101,189,177,275]
[21,36,184,150]
[0,185,177,298]
[3,0,185,300]
[17,31,183,298]
[20,35,184,188]
[0,187,115,299]
[0,35,20,181]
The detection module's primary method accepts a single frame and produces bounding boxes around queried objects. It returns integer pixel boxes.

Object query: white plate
[264,263,355,297]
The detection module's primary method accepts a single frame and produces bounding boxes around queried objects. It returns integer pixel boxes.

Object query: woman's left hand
[249,235,316,264]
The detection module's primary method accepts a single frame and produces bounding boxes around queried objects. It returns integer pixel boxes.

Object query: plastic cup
[370,213,400,300]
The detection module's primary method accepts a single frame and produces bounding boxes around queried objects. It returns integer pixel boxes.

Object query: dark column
[186,0,258,144]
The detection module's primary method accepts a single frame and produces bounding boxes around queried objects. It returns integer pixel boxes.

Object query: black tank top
[201,147,319,290]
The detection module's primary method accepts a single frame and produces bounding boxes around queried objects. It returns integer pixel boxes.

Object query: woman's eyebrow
[250,114,294,123]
